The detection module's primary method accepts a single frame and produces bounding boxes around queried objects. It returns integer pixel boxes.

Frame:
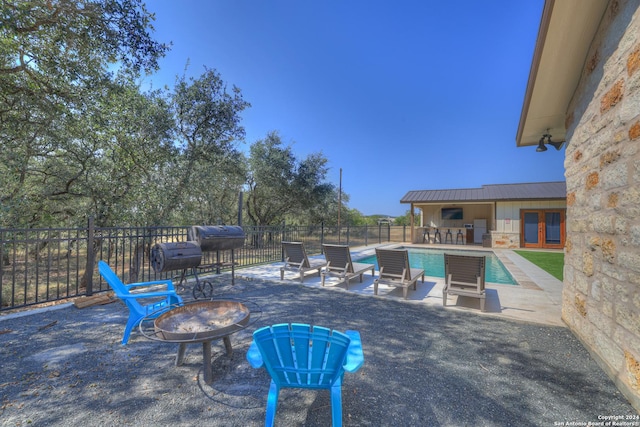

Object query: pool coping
[356,244,531,288]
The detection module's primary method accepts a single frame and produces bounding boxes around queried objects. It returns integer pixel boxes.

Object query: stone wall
[563,0,640,411]
[490,231,520,249]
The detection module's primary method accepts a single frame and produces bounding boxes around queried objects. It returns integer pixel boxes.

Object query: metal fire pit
[151,300,251,385]
[154,300,250,341]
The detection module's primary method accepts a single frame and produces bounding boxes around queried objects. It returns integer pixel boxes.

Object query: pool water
[358,248,516,285]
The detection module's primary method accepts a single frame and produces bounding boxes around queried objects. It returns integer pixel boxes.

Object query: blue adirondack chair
[246,323,364,427]
[98,260,183,345]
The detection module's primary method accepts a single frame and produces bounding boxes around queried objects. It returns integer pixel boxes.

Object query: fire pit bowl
[154,300,250,342]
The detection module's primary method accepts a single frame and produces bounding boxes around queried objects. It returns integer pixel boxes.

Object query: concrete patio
[1,247,637,425]
[239,243,565,327]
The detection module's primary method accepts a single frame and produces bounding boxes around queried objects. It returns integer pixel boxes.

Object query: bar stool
[444,229,453,244]
[422,229,430,243]
[456,230,464,244]
[433,228,441,243]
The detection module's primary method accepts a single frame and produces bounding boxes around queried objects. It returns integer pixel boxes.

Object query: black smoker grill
[150,241,212,299]
[150,226,245,299]
[188,225,245,287]
[189,225,245,252]
[151,241,202,272]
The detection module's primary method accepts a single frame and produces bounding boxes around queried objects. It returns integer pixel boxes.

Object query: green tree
[394,210,413,226]
[162,68,250,225]
[84,76,176,227]
[0,0,168,227]
[345,209,378,226]
[0,0,166,119]
[304,188,347,226]
[246,132,334,226]
[3,73,176,228]
[176,150,247,226]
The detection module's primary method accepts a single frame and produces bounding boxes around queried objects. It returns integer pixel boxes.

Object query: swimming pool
[358,248,516,285]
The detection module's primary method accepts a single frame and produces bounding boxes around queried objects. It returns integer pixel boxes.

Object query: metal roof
[400,181,566,204]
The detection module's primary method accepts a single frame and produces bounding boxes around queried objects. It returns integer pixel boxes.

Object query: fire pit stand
[139,299,261,385]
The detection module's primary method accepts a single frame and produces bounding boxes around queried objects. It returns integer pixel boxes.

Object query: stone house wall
[563,0,640,411]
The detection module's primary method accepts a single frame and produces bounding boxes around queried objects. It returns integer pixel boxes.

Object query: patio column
[410,203,415,243]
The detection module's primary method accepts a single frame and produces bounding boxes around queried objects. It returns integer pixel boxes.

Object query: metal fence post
[365,224,368,246]
[0,229,4,306]
[281,221,286,262]
[86,216,94,296]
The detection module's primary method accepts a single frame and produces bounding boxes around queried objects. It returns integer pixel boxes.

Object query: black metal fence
[0,221,409,311]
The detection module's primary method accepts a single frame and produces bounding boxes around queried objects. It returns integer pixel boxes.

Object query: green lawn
[513,250,564,281]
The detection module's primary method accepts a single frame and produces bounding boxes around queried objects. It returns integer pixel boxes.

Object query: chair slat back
[98,260,129,298]
[323,244,353,273]
[444,254,486,290]
[282,242,310,268]
[376,248,410,279]
[252,323,351,389]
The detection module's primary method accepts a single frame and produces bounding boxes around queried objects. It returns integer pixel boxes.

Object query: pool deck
[236,243,565,327]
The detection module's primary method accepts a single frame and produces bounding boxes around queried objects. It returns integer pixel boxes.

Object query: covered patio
[401,181,567,250]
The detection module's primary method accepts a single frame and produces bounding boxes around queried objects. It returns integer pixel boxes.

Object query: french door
[520,209,565,249]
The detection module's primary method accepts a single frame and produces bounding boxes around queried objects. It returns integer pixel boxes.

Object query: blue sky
[146,0,565,217]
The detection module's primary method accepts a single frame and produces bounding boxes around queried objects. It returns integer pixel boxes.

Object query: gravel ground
[0,274,637,426]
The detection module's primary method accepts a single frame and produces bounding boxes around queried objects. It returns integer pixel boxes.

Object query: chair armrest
[119,290,178,300]
[246,341,264,368]
[324,261,348,275]
[343,330,364,373]
[126,279,176,291]
[283,260,304,269]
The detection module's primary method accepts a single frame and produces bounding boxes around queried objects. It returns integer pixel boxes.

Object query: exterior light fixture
[536,135,548,152]
[536,130,565,152]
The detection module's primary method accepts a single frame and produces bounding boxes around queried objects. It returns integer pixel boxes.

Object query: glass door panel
[523,212,539,245]
[545,212,561,244]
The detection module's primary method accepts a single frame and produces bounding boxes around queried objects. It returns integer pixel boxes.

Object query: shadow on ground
[0,275,635,426]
